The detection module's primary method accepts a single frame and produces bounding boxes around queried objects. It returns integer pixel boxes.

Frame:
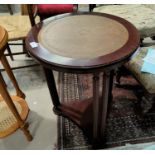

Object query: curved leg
[0,75,32,141]
[1,55,25,99]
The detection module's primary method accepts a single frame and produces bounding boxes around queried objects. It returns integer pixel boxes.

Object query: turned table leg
[100,71,113,139]
[92,73,100,146]
[43,67,61,113]
[0,75,32,141]
[107,70,114,113]
[1,55,25,99]
[92,71,114,148]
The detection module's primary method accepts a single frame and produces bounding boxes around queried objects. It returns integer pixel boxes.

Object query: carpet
[57,73,155,150]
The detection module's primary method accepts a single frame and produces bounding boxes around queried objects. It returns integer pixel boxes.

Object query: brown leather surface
[0,26,8,51]
[38,15,129,59]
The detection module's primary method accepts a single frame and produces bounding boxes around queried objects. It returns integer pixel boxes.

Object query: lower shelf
[0,95,29,138]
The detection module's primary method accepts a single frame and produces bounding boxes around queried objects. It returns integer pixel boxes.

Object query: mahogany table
[26,12,140,147]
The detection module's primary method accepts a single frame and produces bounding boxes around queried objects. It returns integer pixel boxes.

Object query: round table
[26,12,140,147]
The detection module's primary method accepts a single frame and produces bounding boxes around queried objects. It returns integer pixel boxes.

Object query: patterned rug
[57,73,155,150]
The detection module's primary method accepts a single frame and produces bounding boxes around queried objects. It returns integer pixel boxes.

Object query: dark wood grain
[43,67,61,111]
[93,73,100,144]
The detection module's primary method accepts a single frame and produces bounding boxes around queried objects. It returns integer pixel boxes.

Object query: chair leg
[0,71,7,87]
[115,67,124,86]
[141,94,155,114]
[115,69,121,86]
[89,4,96,12]
[6,43,14,61]
[23,39,30,57]
[7,4,13,15]
[115,66,132,86]
[0,75,32,141]
[151,36,155,40]
[140,38,144,47]
[1,55,25,99]
[23,39,26,53]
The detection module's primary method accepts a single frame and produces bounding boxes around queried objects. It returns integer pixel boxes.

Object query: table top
[0,26,8,50]
[26,12,140,73]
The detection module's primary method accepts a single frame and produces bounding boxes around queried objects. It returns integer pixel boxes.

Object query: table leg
[107,70,114,113]
[1,55,25,99]
[92,73,100,145]
[100,71,114,139]
[43,67,61,113]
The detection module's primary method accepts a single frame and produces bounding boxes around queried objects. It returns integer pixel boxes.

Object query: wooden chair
[0,5,31,62]
[27,4,78,26]
[0,25,32,140]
